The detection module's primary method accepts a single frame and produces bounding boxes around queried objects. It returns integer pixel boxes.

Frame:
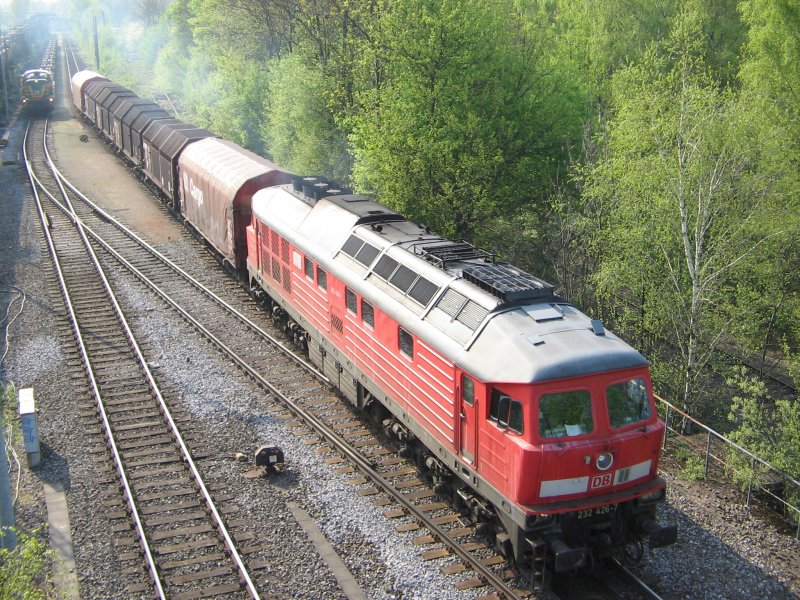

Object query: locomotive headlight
[595,452,614,471]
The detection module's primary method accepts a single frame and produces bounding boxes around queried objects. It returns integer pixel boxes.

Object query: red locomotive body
[246,179,676,583]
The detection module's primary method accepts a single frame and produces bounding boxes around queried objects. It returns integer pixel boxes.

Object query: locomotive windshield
[22,70,52,84]
[538,390,593,438]
[606,377,652,428]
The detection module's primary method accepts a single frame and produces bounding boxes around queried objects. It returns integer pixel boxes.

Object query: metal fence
[656,395,800,541]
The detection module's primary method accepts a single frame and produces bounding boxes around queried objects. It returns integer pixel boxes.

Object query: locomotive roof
[22,69,52,80]
[179,138,289,203]
[252,184,648,384]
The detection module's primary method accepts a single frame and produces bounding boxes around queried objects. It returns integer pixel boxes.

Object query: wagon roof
[71,70,107,92]
[105,91,138,113]
[142,120,214,159]
[112,97,155,120]
[129,107,172,131]
[179,138,290,203]
[86,82,127,102]
[141,118,185,142]
[157,127,216,161]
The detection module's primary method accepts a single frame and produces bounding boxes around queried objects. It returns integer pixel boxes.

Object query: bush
[673,446,707,481]
[726,367,800,522]
[0,529,53,599]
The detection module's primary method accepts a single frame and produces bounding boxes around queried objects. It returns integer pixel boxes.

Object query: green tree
[189,55,271,152]
[134,0,168,26]
[349,0,585,244]
[262,52,350,178]
[737,0,800,365]
[588,13,789,418]
[727,367,800,513]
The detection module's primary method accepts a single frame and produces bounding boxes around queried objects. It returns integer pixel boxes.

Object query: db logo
[590,474,613,490]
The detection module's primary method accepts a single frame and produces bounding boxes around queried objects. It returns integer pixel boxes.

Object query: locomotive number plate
[575,504,617,520]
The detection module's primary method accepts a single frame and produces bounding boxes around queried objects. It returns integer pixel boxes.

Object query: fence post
[746,455,756,509]
[662,405,671,450]
[704,430,712,478]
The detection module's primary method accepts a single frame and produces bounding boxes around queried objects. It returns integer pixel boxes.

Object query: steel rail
[36,119,262,599]
[611,558,664,600]
[22,120,167,600]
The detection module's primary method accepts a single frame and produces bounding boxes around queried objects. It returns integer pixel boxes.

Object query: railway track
[548,558,664,600]
[24,116,258,598]
[27,37,674,600]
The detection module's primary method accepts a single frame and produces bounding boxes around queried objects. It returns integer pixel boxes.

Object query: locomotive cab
[20,69,54,113]
[477,366,677,579]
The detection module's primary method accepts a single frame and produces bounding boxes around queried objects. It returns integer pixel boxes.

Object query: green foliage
[187,0,290,62]
[0,530,53,599]
[726,367,800,517]
[349,0,586,243]
[673,446,707,481]
[187,55,270,151]
[740,0,800,119]
[586,11,791,418]
[546,0,677,101]
[728,368,800,478]
[262,53,350,179]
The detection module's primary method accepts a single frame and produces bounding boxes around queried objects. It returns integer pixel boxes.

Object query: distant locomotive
[20,68,54,113]
[71,69,677,587]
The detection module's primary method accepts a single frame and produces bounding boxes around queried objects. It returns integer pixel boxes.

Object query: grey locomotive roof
[252,184,648,384]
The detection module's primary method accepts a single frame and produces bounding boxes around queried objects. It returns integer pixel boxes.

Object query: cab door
[458,373,477,463]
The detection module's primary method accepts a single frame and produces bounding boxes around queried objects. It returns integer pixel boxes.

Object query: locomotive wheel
[622,539,645,565]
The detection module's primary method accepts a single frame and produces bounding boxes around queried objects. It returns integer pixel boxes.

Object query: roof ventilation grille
[462,263,554,303]
[417,240,494,267]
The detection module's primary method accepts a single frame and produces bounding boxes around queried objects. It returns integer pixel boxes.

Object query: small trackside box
[254,446,284,471]
[18,388,40,468]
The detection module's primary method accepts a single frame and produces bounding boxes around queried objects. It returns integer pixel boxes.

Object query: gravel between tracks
[1,118,799,599]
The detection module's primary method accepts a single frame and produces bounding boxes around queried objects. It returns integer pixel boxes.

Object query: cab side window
[345,288,358,314]
[361,300,374,328]
[462,376,474,407]
[398,327,414,358]
[489,388,523,434]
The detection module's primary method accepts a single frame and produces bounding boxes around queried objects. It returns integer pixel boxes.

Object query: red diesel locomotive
[243,178,677,584]
[71,70,677,586]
